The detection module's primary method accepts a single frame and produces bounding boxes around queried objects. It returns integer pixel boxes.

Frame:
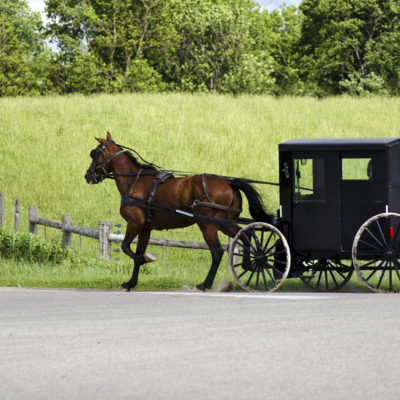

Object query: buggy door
[340,151,387,251]
[292,151,341,253]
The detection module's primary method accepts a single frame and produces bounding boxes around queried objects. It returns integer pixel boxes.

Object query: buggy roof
[279,137,400,151]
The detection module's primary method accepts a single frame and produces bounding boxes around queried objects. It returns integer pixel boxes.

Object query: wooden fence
[1,193,228,261]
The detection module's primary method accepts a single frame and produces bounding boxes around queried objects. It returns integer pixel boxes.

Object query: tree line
[1,0,399,97]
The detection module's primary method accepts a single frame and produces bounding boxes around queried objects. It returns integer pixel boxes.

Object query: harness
[145,170,174,225]
[89,140,242,225]
[190,174,242,214]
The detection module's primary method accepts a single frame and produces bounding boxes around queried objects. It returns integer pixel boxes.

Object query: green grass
[1,93,400,290]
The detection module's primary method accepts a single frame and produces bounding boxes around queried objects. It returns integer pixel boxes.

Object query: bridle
[87,139,125,183]
[87,139,163,183]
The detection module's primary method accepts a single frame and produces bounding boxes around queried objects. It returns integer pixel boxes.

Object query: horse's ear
[95,137,101,143]
[107,131,112,140]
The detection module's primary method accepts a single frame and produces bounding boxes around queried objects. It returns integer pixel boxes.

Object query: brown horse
[85,132,272,291]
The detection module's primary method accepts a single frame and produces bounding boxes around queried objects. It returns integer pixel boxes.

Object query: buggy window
[342,158,372,180]
[294,158,325,201]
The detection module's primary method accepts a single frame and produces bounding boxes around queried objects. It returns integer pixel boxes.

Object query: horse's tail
[229,178,274,224]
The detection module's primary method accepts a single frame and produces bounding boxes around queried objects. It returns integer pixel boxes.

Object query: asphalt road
[1,288,400,400]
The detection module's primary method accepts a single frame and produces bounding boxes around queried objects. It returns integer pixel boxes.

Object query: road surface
[1,288,400,400]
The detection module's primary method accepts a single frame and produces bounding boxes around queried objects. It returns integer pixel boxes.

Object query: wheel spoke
[324,270,328,290]
[376,266,386,289]
[365,227,386,250]
[233,261,246,269]
[263,263,278,285]
[245,268,256,287]
[241,234,257,253]
[261,231,274,253]
[249,227,261,248]
[237,268,249,279]
[329,269,339,288]
[358,238,384,252]
[255,270,260,290]
[358,258,381,269]
[316,270,322,289]
[333,269,347,280]
[261,267,269,291]
[375,218,388,248]
[365,269,377,282]
[268,261,285,277]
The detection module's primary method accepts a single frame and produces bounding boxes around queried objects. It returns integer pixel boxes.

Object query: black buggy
[228,138,400,293]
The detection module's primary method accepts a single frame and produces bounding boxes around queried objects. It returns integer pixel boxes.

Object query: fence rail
[1,193,227,261]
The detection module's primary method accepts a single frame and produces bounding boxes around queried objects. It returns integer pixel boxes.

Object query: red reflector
[390,227,394,238]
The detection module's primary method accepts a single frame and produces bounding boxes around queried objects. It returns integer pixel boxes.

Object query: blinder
[87,140,114,183]
[86,139,128,184]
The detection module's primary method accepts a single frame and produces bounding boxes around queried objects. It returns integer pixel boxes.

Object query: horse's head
[85,132,123,184]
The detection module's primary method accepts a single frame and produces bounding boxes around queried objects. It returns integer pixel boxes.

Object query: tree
[0,0,53,95]
[0,0,45,55]
[164,0,275,94]
[299,0,400,95]
[251,5,304,95]
[46,0,178,93]
[0,15,30,96]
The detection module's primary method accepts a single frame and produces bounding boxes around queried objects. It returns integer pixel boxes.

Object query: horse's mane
[118,144,159,171]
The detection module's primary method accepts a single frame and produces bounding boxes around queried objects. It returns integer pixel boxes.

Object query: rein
[91,140,282,188]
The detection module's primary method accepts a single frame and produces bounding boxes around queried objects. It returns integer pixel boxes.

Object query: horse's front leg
[120,223,152,292]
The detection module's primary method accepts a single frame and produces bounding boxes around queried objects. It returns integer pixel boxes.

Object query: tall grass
[2,94,399,228]
[0,94,399,289]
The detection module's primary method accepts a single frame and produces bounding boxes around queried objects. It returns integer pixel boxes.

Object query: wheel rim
[300,259,353,291]
[352,213,400,293]
[229,222,290,292]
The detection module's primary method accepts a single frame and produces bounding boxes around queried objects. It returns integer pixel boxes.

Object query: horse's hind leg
[196,224,224,291]
[120,223,151,291]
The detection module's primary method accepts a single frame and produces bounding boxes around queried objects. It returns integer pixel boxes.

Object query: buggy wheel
[352,213,400,293]
[300,259,353,291]
[229,222,291,292]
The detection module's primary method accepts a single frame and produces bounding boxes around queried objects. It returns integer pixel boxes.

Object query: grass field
[1,93,400,290]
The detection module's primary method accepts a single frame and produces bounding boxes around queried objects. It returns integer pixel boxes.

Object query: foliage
[339,72,388,97]
[45,0,178,93]
[299,0,400,95]
[0,0,45,55]
[0,229,66,263]
[1,0,400,96]
[0,0,54,95]
[165,0,275,93]
[252,6,305,95]
[0,15,30,96]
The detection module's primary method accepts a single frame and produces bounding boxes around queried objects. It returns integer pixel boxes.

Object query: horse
[84,132,273,292]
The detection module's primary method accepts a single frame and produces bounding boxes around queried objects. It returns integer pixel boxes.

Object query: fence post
[28,206,38,234]
[0,192,4,228]
[14,198,20,232]
[61,214,73,251]
[99,221,112,261]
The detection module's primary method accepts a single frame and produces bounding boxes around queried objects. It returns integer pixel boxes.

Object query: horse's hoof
[117,283,131,292]
[144,252,157,263]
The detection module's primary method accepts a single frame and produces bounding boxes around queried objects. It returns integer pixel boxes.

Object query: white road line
[138,291,334,300]
[0,287,335,299]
